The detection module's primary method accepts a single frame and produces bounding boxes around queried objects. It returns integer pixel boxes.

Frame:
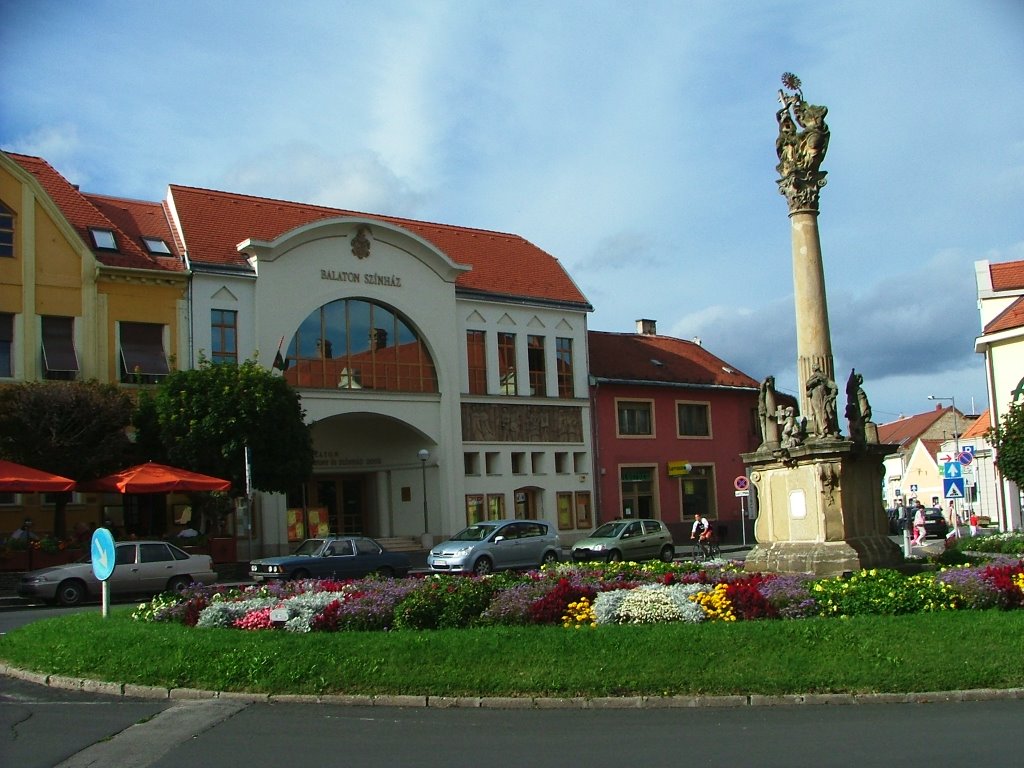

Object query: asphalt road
[2,670,1022,768]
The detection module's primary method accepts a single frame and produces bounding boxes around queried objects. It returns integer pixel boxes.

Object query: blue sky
[2,0,1022,423]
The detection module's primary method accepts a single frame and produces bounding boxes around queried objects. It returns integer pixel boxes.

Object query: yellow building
[0,151,188,536]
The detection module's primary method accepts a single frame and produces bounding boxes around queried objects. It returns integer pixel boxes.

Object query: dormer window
[89,228,117,250]
[142,236,171,255]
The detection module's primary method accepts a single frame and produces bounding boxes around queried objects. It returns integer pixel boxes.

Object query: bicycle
[690,536,721,562]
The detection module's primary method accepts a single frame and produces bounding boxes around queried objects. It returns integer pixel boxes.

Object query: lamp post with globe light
[418,449,430,548]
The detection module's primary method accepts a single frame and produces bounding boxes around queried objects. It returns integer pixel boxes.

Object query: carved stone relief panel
[461,403,583,443]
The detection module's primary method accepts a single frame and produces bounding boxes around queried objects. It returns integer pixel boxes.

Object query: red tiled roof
[6,153,183,273]
[168,185,590,308]
[961,409,991,439]
[877,407,946,447]
[990,260,1024,292]
[587,331,759,389]
[983,295,1024,335]
[918,438,944,462]
[86,193,184,268]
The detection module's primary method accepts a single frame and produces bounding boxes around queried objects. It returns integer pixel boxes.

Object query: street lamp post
[417,449,430,546]
[928,395,960,530]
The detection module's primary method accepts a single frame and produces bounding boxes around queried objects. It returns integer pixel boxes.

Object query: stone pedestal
[742,441,902,576]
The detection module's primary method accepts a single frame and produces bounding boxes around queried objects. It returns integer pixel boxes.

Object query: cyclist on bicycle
[690,513,712,559]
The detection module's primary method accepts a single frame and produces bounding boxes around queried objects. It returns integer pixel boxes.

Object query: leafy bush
[724,575,779,620]
[953,532,1024,555]
[393,576,498,630]
[594,583,705,624]
[129,558,1024,634]
[810,569,957,616]
[527,578,597,625]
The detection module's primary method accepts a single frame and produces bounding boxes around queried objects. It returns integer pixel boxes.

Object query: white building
[974,258,1024,531]
[167,185,595,557]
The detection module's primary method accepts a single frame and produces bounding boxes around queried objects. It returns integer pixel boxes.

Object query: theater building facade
[167,185,595,556]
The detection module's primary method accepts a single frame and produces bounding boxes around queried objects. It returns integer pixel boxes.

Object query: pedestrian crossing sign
[943,477,965,499]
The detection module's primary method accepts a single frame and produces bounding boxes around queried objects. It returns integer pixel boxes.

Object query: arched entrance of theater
[307,410,438,539]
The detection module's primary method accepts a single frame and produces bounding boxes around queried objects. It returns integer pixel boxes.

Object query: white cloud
[221,143,427,215]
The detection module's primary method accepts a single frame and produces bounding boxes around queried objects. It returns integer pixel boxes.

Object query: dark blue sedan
[249,536,411,582]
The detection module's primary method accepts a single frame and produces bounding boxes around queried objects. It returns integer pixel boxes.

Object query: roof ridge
[168,183,524,240]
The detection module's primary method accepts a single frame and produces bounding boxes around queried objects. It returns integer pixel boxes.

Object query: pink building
[588,320,762,544]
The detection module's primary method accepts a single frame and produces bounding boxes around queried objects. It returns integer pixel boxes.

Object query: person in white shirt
[690,513,712,558]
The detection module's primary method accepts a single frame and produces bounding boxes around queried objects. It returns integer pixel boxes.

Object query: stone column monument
[742,74,901,577]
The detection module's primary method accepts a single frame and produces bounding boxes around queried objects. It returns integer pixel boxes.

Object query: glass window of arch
[282,298,437,393]
[555,337,574,398]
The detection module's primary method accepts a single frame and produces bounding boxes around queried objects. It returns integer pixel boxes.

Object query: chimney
[635,319,657,335]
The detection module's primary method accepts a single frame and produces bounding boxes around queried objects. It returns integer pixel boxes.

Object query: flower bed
[131,550,1024,633]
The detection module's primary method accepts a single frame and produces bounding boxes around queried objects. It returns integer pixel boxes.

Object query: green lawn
[2,608,1023,697]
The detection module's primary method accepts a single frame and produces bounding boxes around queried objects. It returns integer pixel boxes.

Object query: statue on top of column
[776,72,830,212]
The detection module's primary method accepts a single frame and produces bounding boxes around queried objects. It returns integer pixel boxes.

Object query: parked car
[17,540,217,607]
[249,536,411,582]
[921,508,949,539]
[886,508,908,535]
[571,518,676,563]
[427,519,561,575]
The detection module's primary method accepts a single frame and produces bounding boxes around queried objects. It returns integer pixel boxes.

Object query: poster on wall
[487,494,505,520]
[575,492,592,529]
[465,495,484,525]
[286,508,306,541]
[306,507,330,537]
[557,492,574,530]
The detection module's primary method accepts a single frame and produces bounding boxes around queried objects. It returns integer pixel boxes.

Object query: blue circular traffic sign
[91,527,116,581]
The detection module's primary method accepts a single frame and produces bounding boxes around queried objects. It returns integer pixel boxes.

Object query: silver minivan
[427,519,561,575]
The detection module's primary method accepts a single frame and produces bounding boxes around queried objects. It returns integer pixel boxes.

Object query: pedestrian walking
[910,506,926,546]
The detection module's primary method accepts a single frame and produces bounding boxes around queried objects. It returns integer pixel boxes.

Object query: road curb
[2,663,1022,709]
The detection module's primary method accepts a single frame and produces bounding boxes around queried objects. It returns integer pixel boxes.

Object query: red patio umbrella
[0,459,76,493]
[78,461,231,494]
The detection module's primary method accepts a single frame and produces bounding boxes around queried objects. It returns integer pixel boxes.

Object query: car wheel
[607,550,623,563]
[56,579,86,607]
[291,569,311,581]
[541,550,559,567]
[375,566,395,577]
[659,544,675,563]
[472,557,494,576]
[166,576,192,594]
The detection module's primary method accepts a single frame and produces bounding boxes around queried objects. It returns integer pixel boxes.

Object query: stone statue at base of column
[758,375,780,449]
[845,368,876,444]
[806,366,840,439]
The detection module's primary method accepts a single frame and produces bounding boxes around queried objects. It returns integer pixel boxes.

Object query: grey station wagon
[427,519,561,575]
[571,518,676,563]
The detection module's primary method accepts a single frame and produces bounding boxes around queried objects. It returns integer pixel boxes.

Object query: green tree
[989,399,1024,487]
[149,359,313,496]
[0,380,135,536]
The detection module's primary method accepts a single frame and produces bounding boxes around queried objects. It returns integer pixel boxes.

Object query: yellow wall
[0,165,25,313]
[34,199,84,317]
